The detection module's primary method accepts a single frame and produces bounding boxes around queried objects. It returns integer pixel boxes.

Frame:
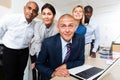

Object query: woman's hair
[41,3,56,16]
[72,5,85,25]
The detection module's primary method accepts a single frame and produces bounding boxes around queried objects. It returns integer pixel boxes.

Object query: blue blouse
[75,24,86,35]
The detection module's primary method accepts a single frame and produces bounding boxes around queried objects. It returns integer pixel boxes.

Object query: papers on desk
[106,59,114,65]
[98,47,110,55]
[112,52,120,58]
[100,54,112,59]
[98,48,120,59]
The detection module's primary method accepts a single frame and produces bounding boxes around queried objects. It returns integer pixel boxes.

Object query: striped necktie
[63,43,72,63]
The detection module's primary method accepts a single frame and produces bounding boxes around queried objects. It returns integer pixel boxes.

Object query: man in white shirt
[84,5,100,58]
[0,1,39,80]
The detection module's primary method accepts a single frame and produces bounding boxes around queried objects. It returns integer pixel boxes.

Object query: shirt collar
[60,37,72,48]
[20,14,35,25]
[45,22,55,30]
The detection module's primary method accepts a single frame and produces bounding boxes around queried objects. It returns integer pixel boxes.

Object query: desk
[51,56,120,80]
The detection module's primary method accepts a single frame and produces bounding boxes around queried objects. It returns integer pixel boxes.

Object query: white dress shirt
[85,16,100,52]
[0,14,36,49]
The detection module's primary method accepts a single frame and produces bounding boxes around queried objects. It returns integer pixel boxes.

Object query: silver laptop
[69,58,120,80]
[97,58,120,80]
[69,64,104,80]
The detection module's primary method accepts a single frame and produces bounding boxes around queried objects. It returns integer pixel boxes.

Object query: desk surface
[51,55,120,80]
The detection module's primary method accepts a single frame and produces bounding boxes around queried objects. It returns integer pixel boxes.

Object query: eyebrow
[27,5,38,13]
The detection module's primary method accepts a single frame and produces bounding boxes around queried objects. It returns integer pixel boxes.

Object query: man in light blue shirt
[84,5,100,58]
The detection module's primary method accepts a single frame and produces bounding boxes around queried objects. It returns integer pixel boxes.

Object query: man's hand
[55,64,67,71]
[90,52,96,58]
[51,64,70,77]
[51,68,70,77]
[31,62,35,69]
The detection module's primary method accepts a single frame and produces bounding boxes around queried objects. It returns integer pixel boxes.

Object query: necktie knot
[66,43,72,49]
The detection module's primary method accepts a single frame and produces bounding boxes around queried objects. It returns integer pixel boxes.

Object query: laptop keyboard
[75,67,103,79]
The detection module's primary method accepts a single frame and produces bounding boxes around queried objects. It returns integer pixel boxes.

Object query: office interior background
[0,0,120,47]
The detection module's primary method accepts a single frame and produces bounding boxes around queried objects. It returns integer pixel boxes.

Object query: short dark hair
[84,5,93,13]
[41,3,56,16]
[26,1,39,13]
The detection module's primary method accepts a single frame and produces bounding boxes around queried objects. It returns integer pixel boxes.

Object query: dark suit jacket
[36,33,85,80]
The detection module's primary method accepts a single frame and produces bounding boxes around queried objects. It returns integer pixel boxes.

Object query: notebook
[69,58,120,80]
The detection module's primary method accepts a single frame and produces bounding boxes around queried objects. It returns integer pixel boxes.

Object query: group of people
[0,1,100,80]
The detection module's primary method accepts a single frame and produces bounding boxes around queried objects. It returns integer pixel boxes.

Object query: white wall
[94,4,120,47]
[0,6,12,17]
[11,0,29,13]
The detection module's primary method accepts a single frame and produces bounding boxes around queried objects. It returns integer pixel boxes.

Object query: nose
[65,27,70,32]
[29,10,34,15]
[85,13,88,16]
[44,14,49,18]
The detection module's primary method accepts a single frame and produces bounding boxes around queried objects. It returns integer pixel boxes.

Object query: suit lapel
[68,34,78,60]
[55,34,62,64]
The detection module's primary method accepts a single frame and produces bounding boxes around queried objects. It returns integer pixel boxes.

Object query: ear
[35,13,38,17]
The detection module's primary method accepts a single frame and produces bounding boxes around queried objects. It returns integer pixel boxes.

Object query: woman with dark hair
[30,3,57,57]
[29,3,58,80]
